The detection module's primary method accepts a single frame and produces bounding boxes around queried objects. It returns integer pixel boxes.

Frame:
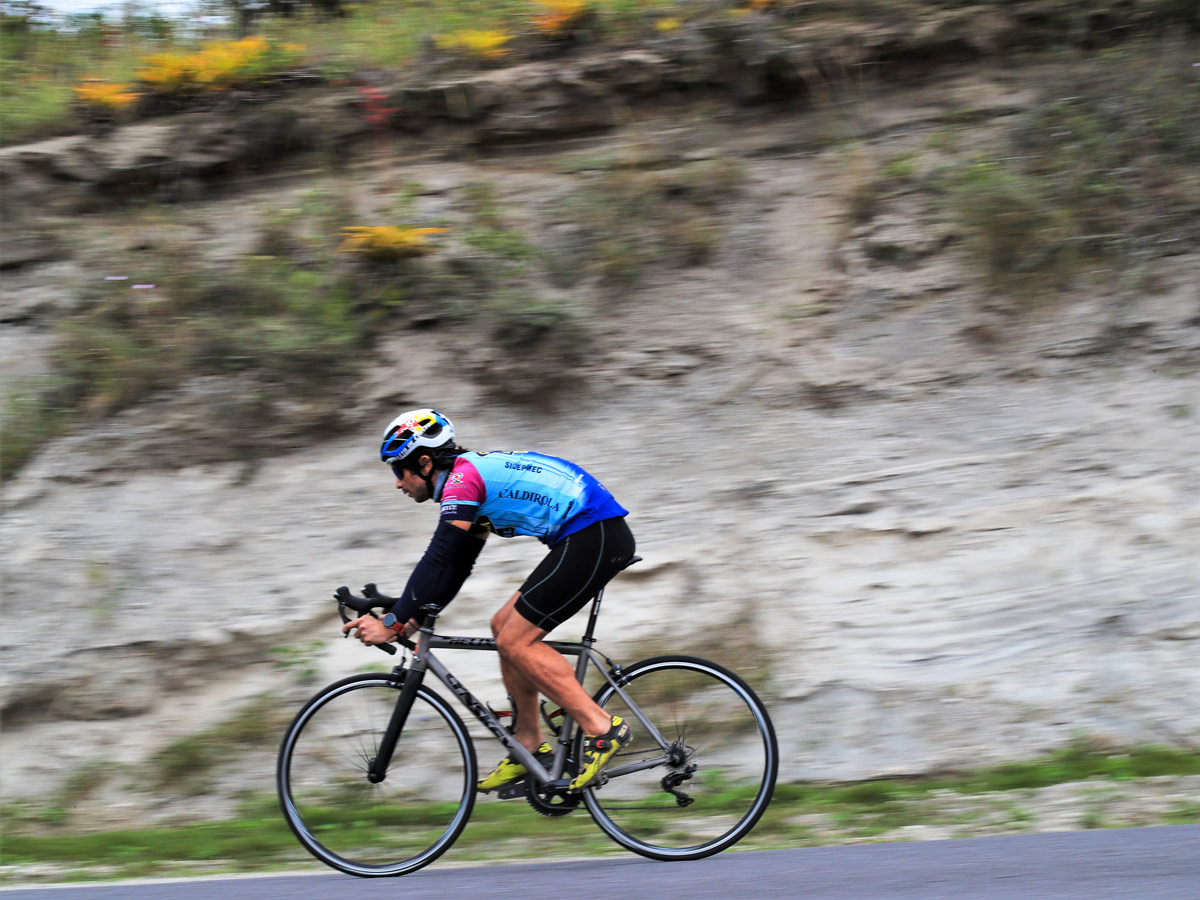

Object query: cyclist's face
[395,458,432,502]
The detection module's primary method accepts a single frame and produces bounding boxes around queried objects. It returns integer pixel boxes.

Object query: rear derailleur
[661,765,698,807]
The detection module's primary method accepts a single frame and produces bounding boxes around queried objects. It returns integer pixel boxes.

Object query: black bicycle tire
[582,654,778,861]
[277,671,478,877]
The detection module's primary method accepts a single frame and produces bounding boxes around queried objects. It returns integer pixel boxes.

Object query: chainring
[525,778,582,817]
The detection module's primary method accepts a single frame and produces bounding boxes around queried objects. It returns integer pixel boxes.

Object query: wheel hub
[667,741,695,768]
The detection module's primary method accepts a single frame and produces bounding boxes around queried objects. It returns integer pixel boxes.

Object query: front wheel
[277,672,477,877]
[583,655,778,861]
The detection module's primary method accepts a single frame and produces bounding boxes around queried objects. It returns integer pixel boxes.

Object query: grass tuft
[944,40,1200,299]
[148,696,293,795]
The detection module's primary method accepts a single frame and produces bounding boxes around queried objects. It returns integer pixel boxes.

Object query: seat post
[580,587,605,645]
[580,554,640,644]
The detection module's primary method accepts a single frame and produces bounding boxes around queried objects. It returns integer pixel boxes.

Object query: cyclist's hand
[342,615,396,645]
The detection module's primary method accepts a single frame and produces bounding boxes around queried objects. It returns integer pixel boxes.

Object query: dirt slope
[1,58,1198,823]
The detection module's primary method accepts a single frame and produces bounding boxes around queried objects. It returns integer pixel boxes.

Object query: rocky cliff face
[2,29,1198,824]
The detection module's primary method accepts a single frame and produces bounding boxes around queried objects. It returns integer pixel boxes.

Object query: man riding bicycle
[343,409,636,793]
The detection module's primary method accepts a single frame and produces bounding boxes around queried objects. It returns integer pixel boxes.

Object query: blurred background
[2,0,1199,883]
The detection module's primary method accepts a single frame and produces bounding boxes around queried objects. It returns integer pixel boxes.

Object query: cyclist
[343,409,636,794]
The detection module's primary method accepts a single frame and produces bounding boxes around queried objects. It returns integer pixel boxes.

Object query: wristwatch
[381,613,404,634]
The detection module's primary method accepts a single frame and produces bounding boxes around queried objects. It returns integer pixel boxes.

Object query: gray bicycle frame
[405,585,670,786]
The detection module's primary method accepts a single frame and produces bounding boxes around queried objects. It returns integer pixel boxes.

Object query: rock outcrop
[5,0,1197,226]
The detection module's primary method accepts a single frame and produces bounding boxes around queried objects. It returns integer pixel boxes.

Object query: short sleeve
[439,457,485,523]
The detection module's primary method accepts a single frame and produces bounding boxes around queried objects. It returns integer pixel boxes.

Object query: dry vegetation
[2,4,1197,469]
[944,40,1200,298]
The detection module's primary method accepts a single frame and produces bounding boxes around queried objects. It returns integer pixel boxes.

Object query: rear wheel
[277,672,476,877]
[582,655,777,861]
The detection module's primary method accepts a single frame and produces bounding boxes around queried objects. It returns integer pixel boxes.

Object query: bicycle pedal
[497,780,527,800]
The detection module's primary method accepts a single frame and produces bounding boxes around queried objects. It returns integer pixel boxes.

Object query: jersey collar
[432,468,450,503]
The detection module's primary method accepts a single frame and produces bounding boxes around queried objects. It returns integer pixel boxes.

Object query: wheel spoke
[582,656,777,861]
[278,675,476,877]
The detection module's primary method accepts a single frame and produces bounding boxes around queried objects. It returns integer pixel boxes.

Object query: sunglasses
[390,461,409,479]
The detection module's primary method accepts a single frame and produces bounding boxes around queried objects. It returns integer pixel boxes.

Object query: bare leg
[490,594,545,752]
[493,595,613,740]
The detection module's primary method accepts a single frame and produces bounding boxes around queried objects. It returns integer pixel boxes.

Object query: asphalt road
[2,825,1196,900]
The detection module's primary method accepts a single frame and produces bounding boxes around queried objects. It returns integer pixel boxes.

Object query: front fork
[365,603,444,784]
[367,659,425,784]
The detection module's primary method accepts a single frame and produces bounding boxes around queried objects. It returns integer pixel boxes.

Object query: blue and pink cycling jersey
[436,451,627,545]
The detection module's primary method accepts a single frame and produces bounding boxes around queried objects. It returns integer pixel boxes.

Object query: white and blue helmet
[380,408,455,465]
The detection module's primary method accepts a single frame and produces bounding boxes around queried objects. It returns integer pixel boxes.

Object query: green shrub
[270,641,327,683]
[946,160,1077,290]
[6,177,602,475]
[51,253,361,419]
[0,380,74,480]
[946,40,1200,296]
[1,215,398,476]
[556,156,744,287]
[149,695,290,794]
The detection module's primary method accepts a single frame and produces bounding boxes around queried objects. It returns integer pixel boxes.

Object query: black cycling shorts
[515,517,636,632]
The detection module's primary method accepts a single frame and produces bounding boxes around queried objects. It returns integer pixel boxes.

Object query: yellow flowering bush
[655,17,683,33]
[137,51,191,91]
[339,226,448,261]
[435,29,513,60]
[532,0,589,34]
[136,36,305,95]
[73,81,141,110]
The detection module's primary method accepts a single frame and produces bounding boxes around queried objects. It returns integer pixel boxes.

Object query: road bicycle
[276,556,778,877]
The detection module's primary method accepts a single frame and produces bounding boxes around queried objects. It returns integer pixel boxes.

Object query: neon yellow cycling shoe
[477,742,553,793]
[569,716,631,792]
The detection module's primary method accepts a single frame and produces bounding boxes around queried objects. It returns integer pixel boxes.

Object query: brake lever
[363,583,401,603]
[333,586,396,655]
